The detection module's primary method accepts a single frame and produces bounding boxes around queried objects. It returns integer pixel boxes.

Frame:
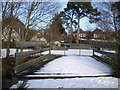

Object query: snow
[1,49,33,58]
[34,56,112,76]
[9,50,118,88]
[42,49,93,56]
[104,50,116,53]
[11,77,118,88]
[94,50,116,57]
[80,38,114,42]
[94,52,102,56]
[1,49,16,58]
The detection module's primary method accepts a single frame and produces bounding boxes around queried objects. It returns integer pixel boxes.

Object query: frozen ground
[11,77,118,88]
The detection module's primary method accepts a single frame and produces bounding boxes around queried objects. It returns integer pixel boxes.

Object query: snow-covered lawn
[1,49,33,58]
[11,77,118,88]
[42,49,93,56]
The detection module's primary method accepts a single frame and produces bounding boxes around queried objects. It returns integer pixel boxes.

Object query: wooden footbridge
[14,41,115,79]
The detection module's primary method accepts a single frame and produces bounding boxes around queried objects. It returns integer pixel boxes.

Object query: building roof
[2,17,25,31]
[73,29,85,33]
[93,28,103,34]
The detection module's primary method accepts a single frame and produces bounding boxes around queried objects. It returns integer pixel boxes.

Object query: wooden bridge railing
[15,41,50,65]
[14,41,51,74]
[61,43,93,56]
[93,44,116,65]
[16,48,50,60]
[16,41,49,48]
[62,43,116,65]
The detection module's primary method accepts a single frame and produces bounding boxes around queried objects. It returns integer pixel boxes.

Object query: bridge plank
[22,74,112,79]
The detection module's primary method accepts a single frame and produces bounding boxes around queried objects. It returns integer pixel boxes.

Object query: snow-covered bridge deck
[25,56,112,78]
[11,55,118,88]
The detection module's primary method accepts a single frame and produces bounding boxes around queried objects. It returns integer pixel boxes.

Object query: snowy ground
[11,56,118,88]
[11,77,118,88]
[42,49,93,56]
[1,49,33,58]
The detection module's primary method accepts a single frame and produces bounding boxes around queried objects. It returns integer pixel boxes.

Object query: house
[2,17,25,42]
[2,17,38,42]
[31,32,47,43]
[93,28,103,39]
[73,29,87,38]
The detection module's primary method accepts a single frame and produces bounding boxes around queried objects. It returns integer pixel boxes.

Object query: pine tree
[66,1,100,43]
[50,13,66,41]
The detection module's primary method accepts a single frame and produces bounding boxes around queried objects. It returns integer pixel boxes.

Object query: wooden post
[93,45,94,56]
[79,49,81,56]
[64,45,66,55]
[49,43,51,55]
[101,47,103,57]
[79,44,81,56]
[15,48,19,66]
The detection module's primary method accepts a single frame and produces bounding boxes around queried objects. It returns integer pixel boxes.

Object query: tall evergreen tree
[66,1,100,43]
[50,13,66,41]
[60,5,76,43]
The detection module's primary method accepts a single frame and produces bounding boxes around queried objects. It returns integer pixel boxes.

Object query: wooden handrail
[16,41,49,47]
[94,49,115,59]
[16,48,49,59]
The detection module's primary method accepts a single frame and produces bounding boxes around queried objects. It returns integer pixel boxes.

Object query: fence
[93,44,115,65]
[14,41,51,74]
[61,43,93,56]
[14,42,116,74]
[62,43,116,65]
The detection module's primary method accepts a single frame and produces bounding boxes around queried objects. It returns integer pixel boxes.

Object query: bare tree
[2,2,23,58]
[21,2,60,41]
[2,2,60,55]
[93,2,119,36]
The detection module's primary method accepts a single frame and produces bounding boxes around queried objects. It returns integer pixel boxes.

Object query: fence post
[93,45,94,56]
[79,49,81,56]
[101,47,103,57]
[49,43,51,55]
[64,45,66,55]
[15,48,19,66]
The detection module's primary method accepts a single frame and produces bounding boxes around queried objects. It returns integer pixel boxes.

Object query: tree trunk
[77,14,80,43]
[6,3,14,59]
[70,19,73,43]
[6,26,12,58]
[113,9,118,36]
